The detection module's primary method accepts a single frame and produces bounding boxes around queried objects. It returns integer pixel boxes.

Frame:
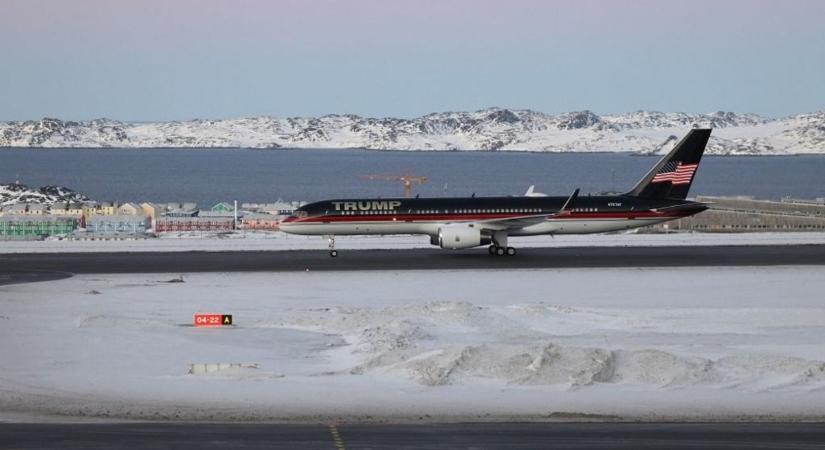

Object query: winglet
[557,188,579,215]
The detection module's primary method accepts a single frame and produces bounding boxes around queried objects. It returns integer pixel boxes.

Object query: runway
[2,422,824,449]
[1,244,824,275]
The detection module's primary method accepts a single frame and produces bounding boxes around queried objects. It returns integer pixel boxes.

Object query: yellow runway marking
[328,424,346,450]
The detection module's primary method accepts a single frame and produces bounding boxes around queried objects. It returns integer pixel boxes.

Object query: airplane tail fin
[627,129,711,200]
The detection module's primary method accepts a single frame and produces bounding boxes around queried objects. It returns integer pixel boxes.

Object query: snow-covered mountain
[0,183,90,206]
[1,109,823,155]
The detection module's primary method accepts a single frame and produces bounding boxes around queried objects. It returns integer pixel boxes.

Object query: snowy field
[2,267,825,422]
[2,231,825,254]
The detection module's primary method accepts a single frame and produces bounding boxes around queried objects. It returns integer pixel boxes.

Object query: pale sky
[1,0,823,121]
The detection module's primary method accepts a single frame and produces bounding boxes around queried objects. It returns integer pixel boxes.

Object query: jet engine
[437,224,491,250]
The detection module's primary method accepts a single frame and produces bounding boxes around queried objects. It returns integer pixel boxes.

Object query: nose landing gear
[327,235,338,257]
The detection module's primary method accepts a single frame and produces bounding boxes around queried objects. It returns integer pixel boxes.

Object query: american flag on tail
[651,161,698,185]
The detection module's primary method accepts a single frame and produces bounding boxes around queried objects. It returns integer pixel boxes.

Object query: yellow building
[51,202,85,217]
[140,202,162,221]
[83,202,118,220]
[82,204,99,221]
[25,204,47,215]
[49,203,68,215]
[118,202,141,215]
[98,202,118,215]
[66,203,85,216]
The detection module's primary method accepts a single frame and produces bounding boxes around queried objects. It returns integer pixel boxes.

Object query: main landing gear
[488,245,516,256]
[489,230,516,256]
[327,235,338,257]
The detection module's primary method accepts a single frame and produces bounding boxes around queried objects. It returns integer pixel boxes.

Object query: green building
[0,216,79,238]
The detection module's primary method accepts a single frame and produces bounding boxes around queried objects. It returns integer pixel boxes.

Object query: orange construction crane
[360,171,428,198]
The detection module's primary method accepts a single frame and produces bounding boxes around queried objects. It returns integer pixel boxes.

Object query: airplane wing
[474,188,580,231]
[650,201,710,213]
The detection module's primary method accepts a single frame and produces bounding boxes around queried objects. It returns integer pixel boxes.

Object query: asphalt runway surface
[2,422,825,449]
[1,245,825,276]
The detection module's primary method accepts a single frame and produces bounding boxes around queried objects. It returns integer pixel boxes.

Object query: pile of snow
[280,300,825,390]
[2,109,824,154]
[2,267,825,421]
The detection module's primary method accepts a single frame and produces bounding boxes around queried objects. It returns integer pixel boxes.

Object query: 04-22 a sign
[193,313,233,327]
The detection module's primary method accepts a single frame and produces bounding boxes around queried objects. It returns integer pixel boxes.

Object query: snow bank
[2,267,825,421]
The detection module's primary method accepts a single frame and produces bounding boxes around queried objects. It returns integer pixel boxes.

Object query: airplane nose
[279,216,300,232]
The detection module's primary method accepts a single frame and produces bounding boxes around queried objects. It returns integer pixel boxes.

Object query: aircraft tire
[495,246,506,256]
[330,250,338,258]
[488,245,497,255]
[506,247,516,256]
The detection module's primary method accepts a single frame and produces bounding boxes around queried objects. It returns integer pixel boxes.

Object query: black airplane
[281,129,711,256]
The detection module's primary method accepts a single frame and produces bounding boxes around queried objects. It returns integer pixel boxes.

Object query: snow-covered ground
[3,231,825,254]
[2,267,825,422]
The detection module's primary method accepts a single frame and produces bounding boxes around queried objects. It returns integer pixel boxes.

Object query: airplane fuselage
[280,194,707,237]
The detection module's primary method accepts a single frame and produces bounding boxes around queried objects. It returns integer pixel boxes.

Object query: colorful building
[86,215,150,235]
[241,213,280,230]
[211,202,233,213]
[48,202,85,217]
[0,216,79,238]
[154,216,234,232]
[0,203,30,215]
[163,202,199,217]
[117,202,142,215]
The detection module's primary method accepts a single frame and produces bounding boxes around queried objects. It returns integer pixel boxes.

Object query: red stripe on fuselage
[286,210,688,224]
